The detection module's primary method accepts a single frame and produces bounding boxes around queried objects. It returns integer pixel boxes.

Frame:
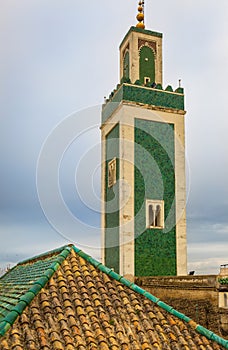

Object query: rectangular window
[108,158,116,188]
[146,200,164,229]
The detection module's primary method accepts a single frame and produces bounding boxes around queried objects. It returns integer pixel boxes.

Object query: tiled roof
[0,245,227,350]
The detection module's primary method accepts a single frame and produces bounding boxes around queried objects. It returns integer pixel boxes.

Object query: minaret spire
[136,1,145,29]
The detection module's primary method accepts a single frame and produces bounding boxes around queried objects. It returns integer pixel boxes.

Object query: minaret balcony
[102,82,185,124]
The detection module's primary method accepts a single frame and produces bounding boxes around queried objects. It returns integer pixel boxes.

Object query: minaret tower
[101,2,187,278]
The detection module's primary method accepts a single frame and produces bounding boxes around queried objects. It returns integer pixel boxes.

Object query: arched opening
[155,205,161,227]
[149,204,154,227]
[123,51,130,80]
[139,46,155,85]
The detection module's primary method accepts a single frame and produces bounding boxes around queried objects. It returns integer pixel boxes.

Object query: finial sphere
[136,22,145,29]
[136,13,144,22]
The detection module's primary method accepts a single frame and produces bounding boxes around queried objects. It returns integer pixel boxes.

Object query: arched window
[149,204,154,227]
[146,200,164,229]
[139,46,155,85]
[123,51,130,79]
[108,158,116,188]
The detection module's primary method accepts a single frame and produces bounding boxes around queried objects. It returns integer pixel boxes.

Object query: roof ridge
[72,246,228,349]
[0,246,72,338]
[17,244,74,266]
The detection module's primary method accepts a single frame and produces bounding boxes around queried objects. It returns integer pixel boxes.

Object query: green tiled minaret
[101,4,187,278]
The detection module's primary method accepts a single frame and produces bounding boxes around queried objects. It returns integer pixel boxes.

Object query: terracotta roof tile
[0,245,227,349]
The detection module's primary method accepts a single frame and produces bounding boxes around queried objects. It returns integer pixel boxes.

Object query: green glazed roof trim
[73,246,228,349]
[0,245,72,337]
[102,83,185,124]
[120,26,162,49]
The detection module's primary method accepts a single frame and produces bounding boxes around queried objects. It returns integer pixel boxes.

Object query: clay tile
[90,288,98,296]
[169,333,177,342]
[64,308,74,318]
[188,320,198,329]
[62,333,73,344]
[57,313,65,322]
[69,282,77,291]
[86,337,98,347]
[85,274,93,281]
[76,306,85,317]
[87,281,94,289]
[36,328,49,347]
[141,343,151,350]
[150,341,160,349]
[34,319,45,329]
[63,300,72,308]
[78,257,86,265]
[77,280,85,288]
[91,270,98,278]
[65,345,76,350]
[62,291,71,300]
[72,269,81,277]
[98,340,109,350]
[20,313,29,324]
[41,300,50,308]
[11,327,21,336]
[0,340,10,350]
[52,340,64,350]
[122,297,129,306]
[54,306,64,315]
[60,286,68,294]
[58,280,67,288]
[56,274,64,281]
[65,268,72,276]
[78,346,87,350]
[167,315,175,325]
[79,315,88,325]
[74,298,83,307]
[94,300,103,308]
[70,324,81,337]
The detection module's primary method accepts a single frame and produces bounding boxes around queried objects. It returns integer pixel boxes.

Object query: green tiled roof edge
[73,246,228,350]
[0,245,72,338]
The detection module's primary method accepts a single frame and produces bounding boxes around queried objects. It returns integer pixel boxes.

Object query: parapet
[102,81,185,125]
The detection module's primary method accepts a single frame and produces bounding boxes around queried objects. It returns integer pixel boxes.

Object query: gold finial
[136,1,145,29]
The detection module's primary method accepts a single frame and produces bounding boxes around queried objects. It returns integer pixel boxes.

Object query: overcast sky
[0,0,227,275]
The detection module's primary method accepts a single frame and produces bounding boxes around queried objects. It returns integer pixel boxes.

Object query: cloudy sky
[0,0,227,275]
